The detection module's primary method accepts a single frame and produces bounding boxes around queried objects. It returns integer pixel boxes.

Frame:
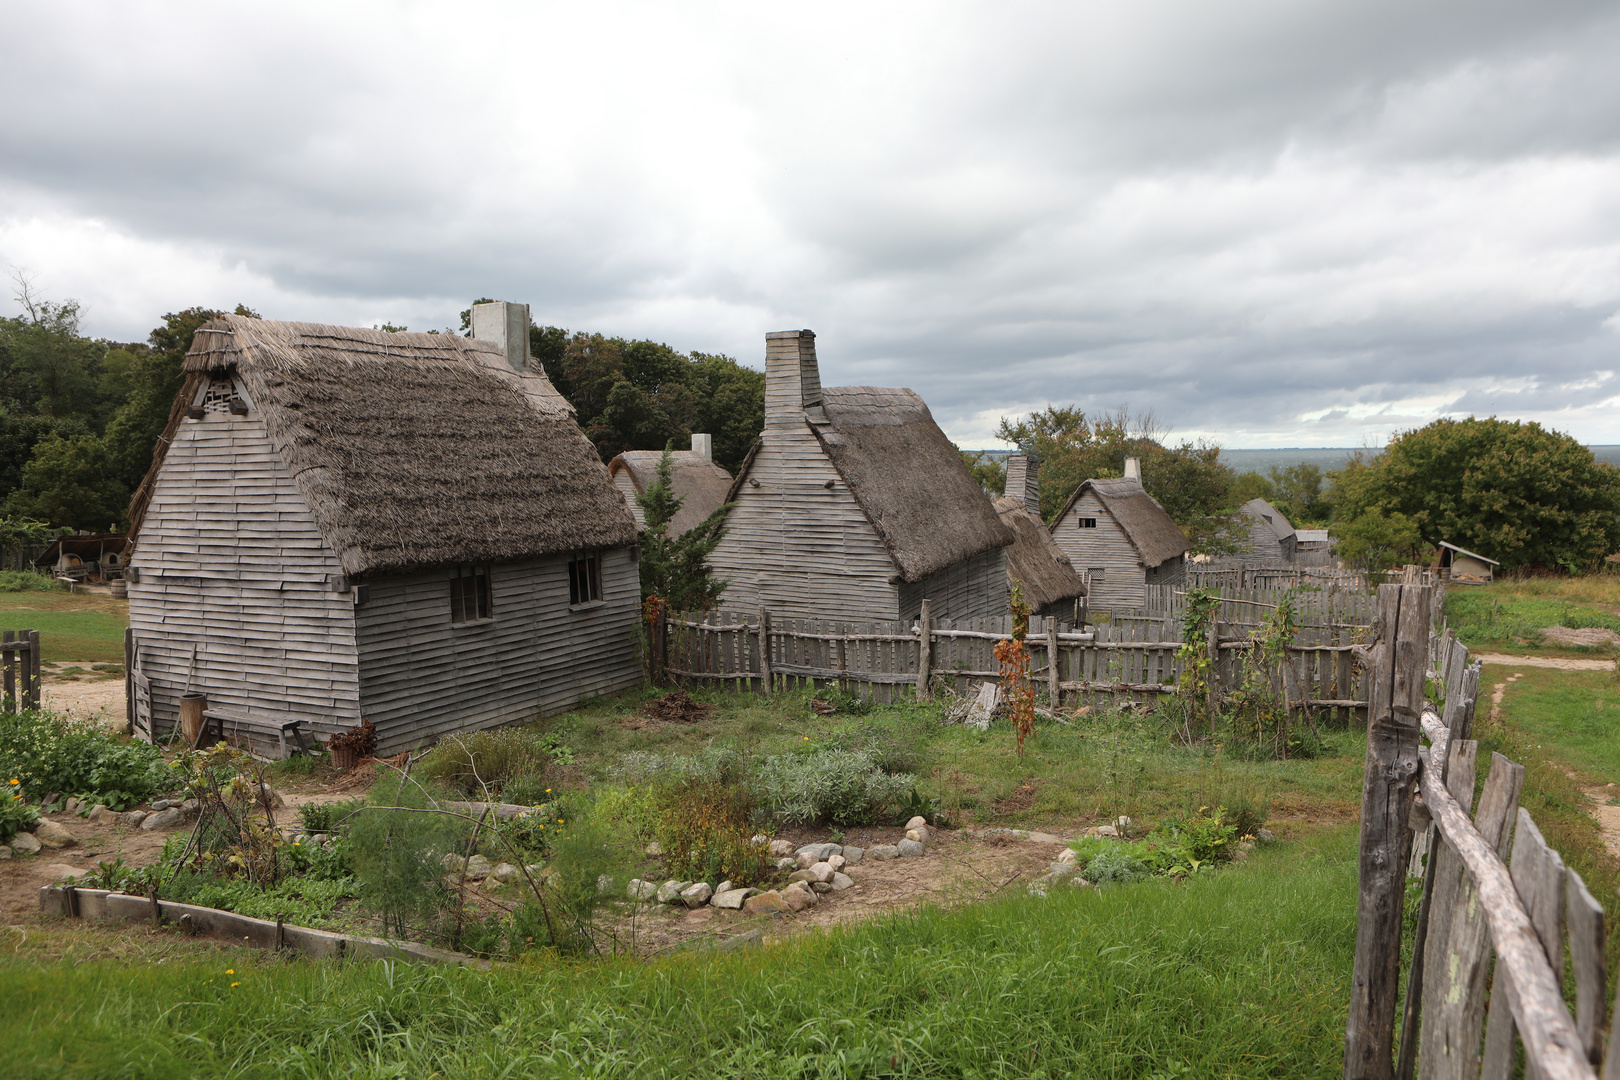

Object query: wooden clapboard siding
[353,549,640,755]
[127,410,363,739]
[708,430,902,621]
[612,471,646,531]
[898,548,1009,622]
[1050,490,1147,609]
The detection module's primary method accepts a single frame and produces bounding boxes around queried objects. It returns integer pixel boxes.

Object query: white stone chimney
[1005,452,1040,514]
[1123,456,1141,482]
[691,433,713,462]
[470,301,530,372]
[764,329,824,430]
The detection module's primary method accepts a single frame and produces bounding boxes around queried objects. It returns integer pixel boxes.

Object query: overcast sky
[4,2,1620,449]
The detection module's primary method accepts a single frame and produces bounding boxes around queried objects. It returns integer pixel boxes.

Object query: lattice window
[200,377,244,414]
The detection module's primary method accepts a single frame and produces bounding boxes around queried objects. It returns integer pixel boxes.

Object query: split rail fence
[1346,582,1615,1080]
[2,629,41,712]
[665,590,1376,719]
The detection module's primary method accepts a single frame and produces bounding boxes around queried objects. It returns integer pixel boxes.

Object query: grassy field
[0,827,1360,1079]
[0,587,128,664]
[1445,575,1620,654]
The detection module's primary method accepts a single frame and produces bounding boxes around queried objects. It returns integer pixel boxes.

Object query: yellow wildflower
[226,968,234,975]
[231,982,240,988]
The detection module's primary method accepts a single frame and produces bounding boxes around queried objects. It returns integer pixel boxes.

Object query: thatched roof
[1054,477,1190,569]
[1239,498,1294,541]
[994,497,1084,611]
[787,386,1014,583]
[129,315,637,576]
[609,450,733,537]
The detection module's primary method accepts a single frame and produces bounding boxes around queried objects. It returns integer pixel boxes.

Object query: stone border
[39,885,487,967]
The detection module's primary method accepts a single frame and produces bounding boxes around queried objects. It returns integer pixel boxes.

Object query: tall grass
[0,828,1358,1079]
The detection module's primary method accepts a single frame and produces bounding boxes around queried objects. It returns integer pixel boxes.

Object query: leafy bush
[753,747,916,826]
[346,776,469,938]
[417,725,575,798]
[165,871,358,924]
[1068,806,1252,885]
[2,778,40,842]
[0,709,170,809]
[0,569,64,592]
[1153,806,1239,865]
[651,780,771,887]
[297,799,364,835]
[817,718,930,774]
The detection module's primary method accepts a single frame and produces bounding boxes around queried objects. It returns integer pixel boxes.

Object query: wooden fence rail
[1346,583,1611,1080]
[2,629,41,712]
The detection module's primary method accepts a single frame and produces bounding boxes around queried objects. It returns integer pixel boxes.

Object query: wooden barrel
[179,694,207,748]
[109,580,127,599]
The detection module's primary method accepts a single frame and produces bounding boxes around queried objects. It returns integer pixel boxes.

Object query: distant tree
[374,322,407,333]
[102,306,232,492]
[961,450,1006,495]
[995,405,1238,550]
[1228,470,1273,506]
[1335,510,1424,575]
[1328,417,1620,572]
[0,278,105,421]
[4,432,125,530]
[635,449,731,612]
[1265,463,1327,524]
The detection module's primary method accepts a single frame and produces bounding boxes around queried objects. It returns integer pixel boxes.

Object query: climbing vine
[1226,591,1302,758]
[994,584,1036,755]
[1176,588,1221,739]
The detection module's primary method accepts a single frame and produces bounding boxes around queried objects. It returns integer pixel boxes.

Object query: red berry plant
[994,584,1037,755]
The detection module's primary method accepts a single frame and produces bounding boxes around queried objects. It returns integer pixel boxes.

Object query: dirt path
[1476,653,1614,671]
[40,664,127,728]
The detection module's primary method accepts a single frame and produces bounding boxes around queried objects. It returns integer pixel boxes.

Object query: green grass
[0,589,127,663]
[0,828,1359,1079]
[1446,577,1620,654]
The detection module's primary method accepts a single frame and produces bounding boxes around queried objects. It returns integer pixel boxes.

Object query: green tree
[636,450,731,612]
[1335,510,1423,574]
[1327,417,1620,572]
[4,432,126,530]
[961,451,1006,495]
[0,283,105,421]
[1265,463,1326,523]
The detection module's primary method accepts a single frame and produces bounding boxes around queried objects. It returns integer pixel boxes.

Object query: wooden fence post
[1046,621,1061,708]
[1346,583,1431,1080]
[2,629,12,712]
[916,600,932,701]
[758,609,773,696]
[1205,615,1220,735]
[124,627,135,736]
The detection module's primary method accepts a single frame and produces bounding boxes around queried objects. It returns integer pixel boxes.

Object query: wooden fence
[2,629,41,712]
[1346,583,1611,1080]
[666,597,1375,717]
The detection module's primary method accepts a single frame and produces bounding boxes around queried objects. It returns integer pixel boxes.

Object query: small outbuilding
[1437,541,1498,585]
[33,533,128,581]
[608,437,733,537]
[706,330,1014,622]
[994,452,1084,620]
[1048,458,1191,610]
[125,304,641,756]
[1288,528,1334,567]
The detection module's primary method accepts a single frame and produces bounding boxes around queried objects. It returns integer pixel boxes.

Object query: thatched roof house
[1049,458,1190,609]
[707,330,1014,621]
[995,453,1084,618]
[1207,497,1293,569]
[125,304,641,756]
[608,439,733,537]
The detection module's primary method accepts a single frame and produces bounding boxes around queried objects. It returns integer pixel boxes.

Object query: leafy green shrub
[165,872,358,925]
[2,778,40,842]
[416,726,574,798]
[1067,806,1252,885]
[0,569,64,592]
[1082,845,1160,886]
[753,747,916,826]
[1153,806,1239,865]
[0,709,170,809]
[347,776,469,937]
[818,718,930,774]
[614,742,746,788]
[297,799,364,835]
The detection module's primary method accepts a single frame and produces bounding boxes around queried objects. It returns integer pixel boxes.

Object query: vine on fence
[642,594,668,685]
[994,585,1036,754]
[1176,588,1221,740]
[1227,592,1301,758]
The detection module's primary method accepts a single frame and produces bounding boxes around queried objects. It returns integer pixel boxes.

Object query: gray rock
[795,842,841,862]
[463,855,493,881]
[1116,816,1133,830]
[181,799,200,814]
[829,872,853,891]
[679,882,713,908]
[442,853,466,873]
[87,804,118,825]
[750,834,769,844]
[788,869,817,883]
[713,887,755,909]
[1045,862,1078,879]
[45,862,85,880]
[120,810,147,828]
[1094,825,1119,838]
[492,862,521,883]
[311,833,329,845]
[150,800,172,812]
[784,880,819,905]
[775,857,798,870]
[810,881,833,893]
[657,879,691,904]
[796,850,819,869]
[904,828,927,844]
[714,880,733,896]
[717,928,765,950]
[644,841,664,856]
[10,831,41,855]
[768,839,796,858]
[780,883,815,911]
[897,838,926,858]
[841,846,864,866]
[626,878,658,902]
[807,861,835,883]
[904,815,929,832]
[870,844,900,861]
[1023,831,1066,844]
[64,797,81,816]
[33,819,77,848]
[1056,848,1078,865]
[0,845,11,860]
[742,891,790,914]
[1258,828,1276,842]
[140,808,188,831]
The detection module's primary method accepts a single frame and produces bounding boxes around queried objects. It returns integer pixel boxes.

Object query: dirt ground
[1476,653,1615,671]
[39,662,127,728]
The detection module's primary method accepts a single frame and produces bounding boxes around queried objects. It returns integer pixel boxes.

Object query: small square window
[1088,568,1105,581]
[450,566,491,624]
[568,551,603,606]
[1077,517,1097,529]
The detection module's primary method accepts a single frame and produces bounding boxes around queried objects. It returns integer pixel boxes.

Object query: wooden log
[1422,772,1591,1080]
[1347,583,1431,1080]
[759,609,773,696]
[917,599,932,701]
[1566,869,1605,1066]
[1399,737,1478,1080]
[1483,810,1570,1080]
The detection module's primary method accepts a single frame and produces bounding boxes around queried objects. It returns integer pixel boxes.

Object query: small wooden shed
[125,305,641,756]
[707,330,1014,622]
[608,438,733,537]
[995,453,1084,619]
[1437,541,1498,584]
[1048,458,1191,609]
[1233,498,1294,564]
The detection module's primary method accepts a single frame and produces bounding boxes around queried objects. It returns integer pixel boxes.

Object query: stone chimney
[691,433,713,462]
[1005,451,1040,515]
[470,301,530,372]
[1123,456,1141,482]
[764,330,824,430]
